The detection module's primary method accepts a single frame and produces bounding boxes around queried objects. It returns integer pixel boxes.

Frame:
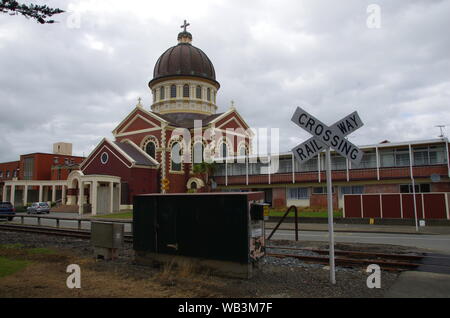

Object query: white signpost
[291,107,364,284]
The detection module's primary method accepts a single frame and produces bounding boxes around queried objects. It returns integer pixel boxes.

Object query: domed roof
[149,32,219,87]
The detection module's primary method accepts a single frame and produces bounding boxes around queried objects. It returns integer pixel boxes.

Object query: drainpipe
[409,144,419,232]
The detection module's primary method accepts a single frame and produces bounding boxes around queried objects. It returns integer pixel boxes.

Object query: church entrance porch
[67,170,121,216]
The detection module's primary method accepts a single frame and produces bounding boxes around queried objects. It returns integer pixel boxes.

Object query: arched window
[221,142,228,158]
[145,141,156,159]
[207,88,211,101]
[196,86,202,99]
[193,142,204,164]
[183,84,190,98]
[239,145,248,156]
[160,86,165,100]
[153,89,156,102]
[170,85,177,98]
[171,142,182,171]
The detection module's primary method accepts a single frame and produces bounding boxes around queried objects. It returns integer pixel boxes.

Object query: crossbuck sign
[291,107,365,285]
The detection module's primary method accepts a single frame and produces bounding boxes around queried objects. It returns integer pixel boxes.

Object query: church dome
[149,31,219,88]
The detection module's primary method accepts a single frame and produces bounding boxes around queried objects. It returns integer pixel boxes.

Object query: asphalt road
[272,229,450,254]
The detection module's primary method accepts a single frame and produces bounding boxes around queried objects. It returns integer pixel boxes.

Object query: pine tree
[0,0,64,24]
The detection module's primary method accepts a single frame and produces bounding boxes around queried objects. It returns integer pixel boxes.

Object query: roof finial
[137,97,143,107]
[181,19,190,33]
[230,100,236,110]
[178,20,192,43]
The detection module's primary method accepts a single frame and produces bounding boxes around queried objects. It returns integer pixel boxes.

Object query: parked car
[27,202,50,214]
[0,202,15,221]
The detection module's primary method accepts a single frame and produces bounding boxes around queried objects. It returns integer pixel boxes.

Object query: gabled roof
[112,140,158,166]
[80,138,158,170]
[112,105,168,136]
[156,112,223,129]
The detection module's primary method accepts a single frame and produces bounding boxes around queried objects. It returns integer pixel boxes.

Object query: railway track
[266,245,425,272]
[1,223,449,273]
[0,223,134,243]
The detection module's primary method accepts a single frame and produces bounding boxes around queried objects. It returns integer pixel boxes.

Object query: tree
[0,0,64,24]
[193,162,217,192]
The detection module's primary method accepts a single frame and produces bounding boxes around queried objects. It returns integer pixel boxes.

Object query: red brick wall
[310,192,338,209]
[364,184,399,193]
[272,188,286,208]
[432,182,450,192]
[0,161,19,181]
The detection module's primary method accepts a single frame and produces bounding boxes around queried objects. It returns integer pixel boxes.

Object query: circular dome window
[101,152,109,164]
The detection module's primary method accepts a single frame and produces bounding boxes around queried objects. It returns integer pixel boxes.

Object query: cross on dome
[180,20,190,33]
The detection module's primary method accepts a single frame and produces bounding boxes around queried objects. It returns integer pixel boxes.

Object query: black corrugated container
[133,192,266,278]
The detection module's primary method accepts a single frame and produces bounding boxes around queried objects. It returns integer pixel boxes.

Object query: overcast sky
[0,0,449,162]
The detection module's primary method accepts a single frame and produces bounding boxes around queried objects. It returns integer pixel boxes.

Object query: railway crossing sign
[291,107,365,285]
[291,107,364,165]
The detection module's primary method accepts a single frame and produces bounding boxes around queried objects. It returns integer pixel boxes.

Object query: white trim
[317,153,321,183]
[421,193,425,219]
[216,117,245,130]
[82,144,133,170]
[342,196,346,218]
[268,155,271,185]
[360,195,364,218]
[246,157,249,186]
[400,194,404,219]
[112,106,168,136]
[292,153,295,184]
[346,158,349,182]
[116,127,161,138]
[445,138,450,177]
[118,114,160,135]
[376,146,380,181]
[445,193,449,220]
[379,194,383,218]
[100,152,109,164]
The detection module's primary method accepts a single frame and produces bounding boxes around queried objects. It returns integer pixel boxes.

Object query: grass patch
[27,248,55,255]
[94,211,133,219]
[0,243,24,249]
[0,257,30,278]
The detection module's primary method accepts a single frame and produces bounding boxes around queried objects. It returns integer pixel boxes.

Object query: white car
[27,202,50,214]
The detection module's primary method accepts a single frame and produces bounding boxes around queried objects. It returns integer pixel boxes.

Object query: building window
[213,91,216,103]
[13,170,17,178]
[340,186,364,197]
[0,171,3,178]
[170,85,177,98]
[23,157,34,180]
[101,152,109,164]
[196,86,202,99]
[288,187,309,200]
[153,89,156,102]
[400,184,430,193]
[53,157,59,164]
[239,145,248,157]
[145,141,156,159]
[193,142,204,164]
[207,88,211,101]
[312,187,334,194]
[183,84,190,98]
[221,142,228,158]
[6,170,10,178]
[429,145,446,165]
[395,148,410,167]
[171,142,182,171]
[160,86,165,100]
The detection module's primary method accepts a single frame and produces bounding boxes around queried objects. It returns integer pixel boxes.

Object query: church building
[75,23,252,213]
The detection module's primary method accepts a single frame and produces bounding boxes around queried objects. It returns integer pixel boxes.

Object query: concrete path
[266,222,450,235]
[386,271,450,298]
